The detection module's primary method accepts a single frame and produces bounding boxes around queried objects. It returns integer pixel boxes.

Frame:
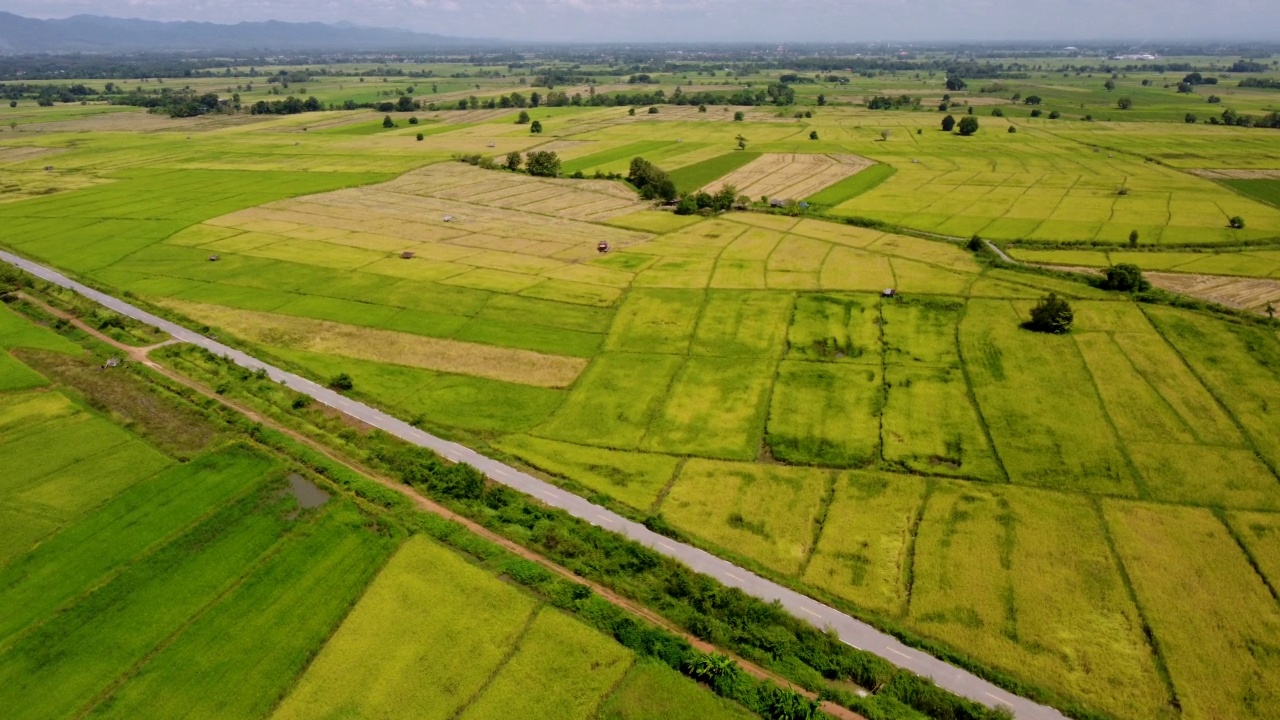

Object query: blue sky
[6,0,1278,42]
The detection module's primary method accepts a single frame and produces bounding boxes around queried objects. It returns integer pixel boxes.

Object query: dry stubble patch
[705,154,874,201]
[160,299,586,388]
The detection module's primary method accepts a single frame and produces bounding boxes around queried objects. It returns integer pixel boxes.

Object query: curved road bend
[2,249,1064,720]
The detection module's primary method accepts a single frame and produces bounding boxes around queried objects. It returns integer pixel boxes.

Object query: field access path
[1,249,1065,720]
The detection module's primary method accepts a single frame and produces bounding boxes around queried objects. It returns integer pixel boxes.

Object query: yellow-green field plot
[704,153,874,201]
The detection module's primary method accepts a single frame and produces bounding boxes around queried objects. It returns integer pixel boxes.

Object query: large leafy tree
[1027,293,1074,334]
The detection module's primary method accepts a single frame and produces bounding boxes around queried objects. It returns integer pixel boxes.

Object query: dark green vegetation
[1224,179,1280,209]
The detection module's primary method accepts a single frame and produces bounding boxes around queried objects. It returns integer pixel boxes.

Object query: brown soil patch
[160,299,588,388]
[705,153,874,200]
[1187,169,1280,180]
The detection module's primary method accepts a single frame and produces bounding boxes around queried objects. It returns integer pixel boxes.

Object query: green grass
[598,658,756,720]
[803,470,927,615]
[911,485,1172,720]
[605,288,704,354]
[1105,501,1280,719]
[1144,306,1280,473]
[882,365,1002,480]
[1226,511,1280,593]
[0,304,83,354]
[536,353,683,449]
[0,475,294,720]
[767,361,881,467]
[1223,179,1280,209]
[273,535,539,720]
[493,435,678,511]
[458,608,634,720]
[667,152,761,194]
[642,357,773,460]
[661,459,832,576]
[560,141,676,175]
[0,352,47,391]
[0,444,275,642]
[805,164,896,206]
[690,290,793,358]
[786,292,882,363]
[959,300,1136,495]
[88,500,397,720]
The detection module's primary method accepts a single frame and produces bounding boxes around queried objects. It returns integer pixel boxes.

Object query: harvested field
[1187,168,1280,180]
[1144,271,1280,314]
[704,153,874,200]
[0,146,63,164]
[161,300,587,388]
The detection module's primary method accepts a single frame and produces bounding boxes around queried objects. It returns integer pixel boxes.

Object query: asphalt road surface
[2,248,1066,720]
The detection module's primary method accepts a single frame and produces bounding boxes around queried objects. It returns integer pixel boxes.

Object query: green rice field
[5,63,1280,720]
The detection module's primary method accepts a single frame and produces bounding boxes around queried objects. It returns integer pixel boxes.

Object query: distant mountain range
[0,12,478,54]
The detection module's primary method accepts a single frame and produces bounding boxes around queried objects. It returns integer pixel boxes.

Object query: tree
[516,110,530,124]
[1027,294,1074,334]
[817,94,826,106]
[529,120,543,134]
[957,116,980,136]
[648,106,659,114]
[506,151,522,171]
[524,150,560,177]
[1104,79,1116,91]
[628,157,677,202]
[1024,95,1043,105]
[941,114,956,132]
[1008,125,1018,134]
[1102,264,1149,292]
[1117,96,1133,110]
[809,130,819,140]
[674,195,699,215]
[1229,216,1245,229]
[1048,110,1061,119]
[735,134,748,150]
[967,234,984,252]
[396,94,415,112]
[1129,230,1140,247]
[529,91,541,107]
[415,133,424,141]
[1208,95,1222,104]
[733,111,745,121]
[329,373,354,391]
[381,115,394,128]
[945,74,967,91]
[698,104,707,112]
[1185,113,1198,124]
[1177,82,1193,94]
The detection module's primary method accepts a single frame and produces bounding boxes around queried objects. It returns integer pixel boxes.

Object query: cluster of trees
[0,82,100,105]
[1240,78,1280,89]
[1212,108,1280,128]
[675,186,742,215]
[457,149,561,177]
[941,114,980,135]
[1230,60,1269,73]
[866,94,919,110]
[248,96,322,116]
[627,157,677,202]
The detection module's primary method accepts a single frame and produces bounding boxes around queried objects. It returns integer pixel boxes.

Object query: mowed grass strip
[661,460,833,576]
[493,435,678,512]
[456,608,634,720]
[0,475,295,720]
[642,357,774,460]
[273,536,538,720]
[597,658,756,720]
[1105,501,1280,719]
[163,300,585,388]
[910,485,1171,720]
[959,300,1136,495]
[88,500,397,720]
[768,361,881,468]
[803,471,927,616]
[536,353,683,449]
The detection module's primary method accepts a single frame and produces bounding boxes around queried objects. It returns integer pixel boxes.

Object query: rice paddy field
[5,60,1280,720]
[0,302,761,720]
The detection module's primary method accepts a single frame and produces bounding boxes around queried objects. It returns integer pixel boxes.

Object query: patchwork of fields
[4,88,1280,720]
[0,302,756,720]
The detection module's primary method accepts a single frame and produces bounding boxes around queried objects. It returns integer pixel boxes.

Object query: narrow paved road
[2,249,1065,720]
